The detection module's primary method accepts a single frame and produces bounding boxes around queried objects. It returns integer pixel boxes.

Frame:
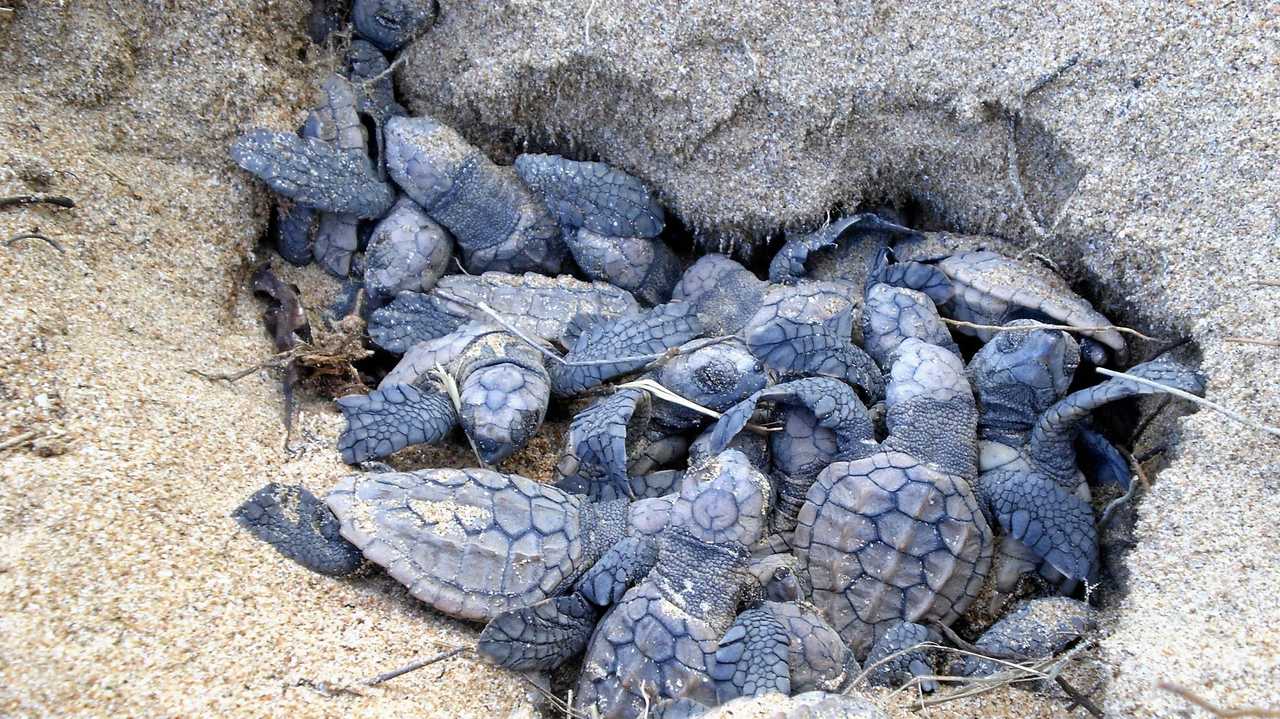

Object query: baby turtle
[952,597,1094,677]
[337,323,550,464]
[236,467,674,622]
[743,281,885,401]
[385,116,568,274]
[768,212,916,285]
[861,282,958,369]
[573,450,771,718]
[352,0,436,52]
[363,197,453,302]
[368,271,639,353]
[562,227,682,305]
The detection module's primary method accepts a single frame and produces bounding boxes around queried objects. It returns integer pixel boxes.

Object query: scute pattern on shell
[794,450,993,657]
[325,469,616,621]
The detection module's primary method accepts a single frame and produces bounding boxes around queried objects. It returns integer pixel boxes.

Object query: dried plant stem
[1223,336,1280,348]
[941,317,1161,342]
[6,233,65,252]
[1095,367,1280,439]
[1158,682,1280,718]
[617,378,779,435]
[362,646,467,686]
[0,430,38,452]
[432,364,489,469]
[0,194,76,210]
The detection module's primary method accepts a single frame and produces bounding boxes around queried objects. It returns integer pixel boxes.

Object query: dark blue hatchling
[363,197,453,303]
[235,466,675,622]
[742,281,885,401]
[336,323,550,465]
[791,331,991,660]
[351,0,436,52]
[368,271,639,353]
[384,116,569,274]
[571,450,771,718]
[966,324,1206,588]
[952,596,1094,677]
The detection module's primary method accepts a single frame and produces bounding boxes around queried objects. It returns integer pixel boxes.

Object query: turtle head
[968,321,1080,441]
[675,449,771,547]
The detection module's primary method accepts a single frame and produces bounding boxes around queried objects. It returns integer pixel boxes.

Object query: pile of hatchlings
[230,3,1206,717]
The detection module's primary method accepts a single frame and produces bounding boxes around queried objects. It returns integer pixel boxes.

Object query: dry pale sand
[0,1,1276,718]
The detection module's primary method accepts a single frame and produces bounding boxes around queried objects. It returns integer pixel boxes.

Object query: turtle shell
[793,450,993,657]
[325,468,621,621]
[938,251,1126,359]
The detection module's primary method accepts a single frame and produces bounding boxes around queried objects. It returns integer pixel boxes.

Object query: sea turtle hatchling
[336,322,550,465]
[368,271,639,353]
[384,116,568,274]
[234,466,675,622]
[362,196,453,303]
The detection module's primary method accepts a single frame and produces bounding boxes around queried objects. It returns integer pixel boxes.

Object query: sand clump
[0,1,1277,718]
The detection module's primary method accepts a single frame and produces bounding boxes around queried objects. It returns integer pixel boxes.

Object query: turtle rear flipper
[1076,427,1131,489]
[233,483,364,576]
[336,383,457,464]
[230,130,393,218]
[978,469,1097,582]
[477,593,598,671]
[575,535,660,607]
[712,606,792,702]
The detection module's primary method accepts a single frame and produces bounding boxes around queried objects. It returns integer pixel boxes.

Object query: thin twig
[1249,280,1280,289]
[432,364,489,469]
[0,430,38,452]
[6,233,64,252]
[941,317,1161,342]
[1223,336,1280,348]
[358,54,406,87]
[362,646,467,686]
[1096,367,1280,439]
[617,378,779,435]
[187,364,268,383]
[1158,682,1280,718]
[0,195,75,210]
[1054,676,1105,718]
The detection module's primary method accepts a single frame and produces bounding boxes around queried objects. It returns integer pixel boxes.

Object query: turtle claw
[233,483,364,577]
[477,593,598,671]
[230,129,393,218]
[335,383,457,464]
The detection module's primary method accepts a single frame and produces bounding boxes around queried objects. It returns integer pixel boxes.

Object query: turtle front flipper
[977,469,1098,582]
[336,383,457,464]
[233,483,365,576]
[1027,358,1206,486]
[477,593,598,671]
[881,338,979,480]
[712,606,792,702]
[550,302,703,397]
[555,387,651,501]
[230,130,393,218]
[743,282,885,402]
[576,534,660,607]
[864,621,939,693]
[514,153,666,239]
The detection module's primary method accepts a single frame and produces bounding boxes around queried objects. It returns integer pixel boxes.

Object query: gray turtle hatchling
[953,597,1095,677]
[384,116,568,274]
[363,197,453,303]
[768,212,916,285]
[236,466,674,622]
[573,450,772,718]
[337,322,550,464]
[352,0,436,52]
[647,338,767,431]
[743,281,885,401]
[970,332,1207,586]
[674,254,770,336]
[564,227,683,305]
[368,271,639,353]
